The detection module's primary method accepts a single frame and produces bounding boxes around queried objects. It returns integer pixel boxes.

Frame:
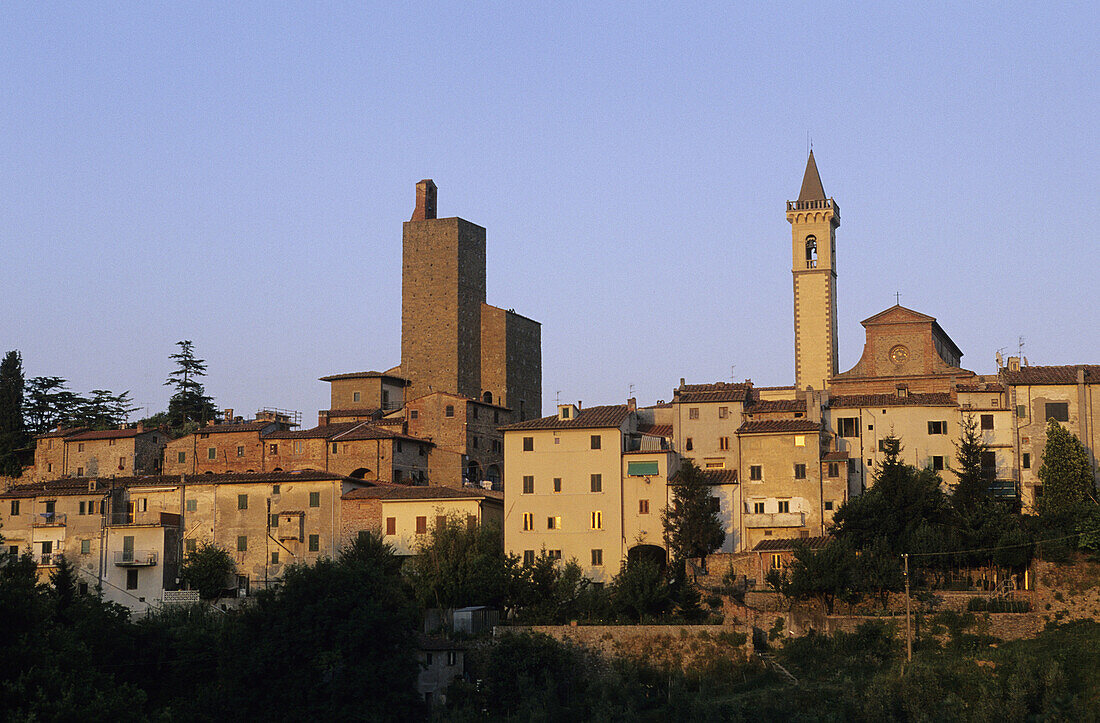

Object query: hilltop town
[2,156,1099,717]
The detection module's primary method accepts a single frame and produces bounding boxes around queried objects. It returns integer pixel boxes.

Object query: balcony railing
[114,550,158,566]
[38,553,60,566]
[786,198,838,212]
[33,513,67,527]
[744,512,805,529]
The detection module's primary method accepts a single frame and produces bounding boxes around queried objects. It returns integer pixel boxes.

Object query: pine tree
[951,413,988,509]
[1036,419,1096,522]
[164,341,216,427]
[662,461,725,574]
[0,350,27,476]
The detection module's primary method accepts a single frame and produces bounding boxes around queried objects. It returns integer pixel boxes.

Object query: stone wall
[504,624,751,669]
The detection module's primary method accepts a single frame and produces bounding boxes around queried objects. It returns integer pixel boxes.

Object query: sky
[2,3,1097,423]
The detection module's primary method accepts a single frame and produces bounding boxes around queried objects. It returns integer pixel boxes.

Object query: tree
[179,543,235,599]
[164,341,216,427]
[75,389,139,429]
[1036,419,1096,522]
[610,557,673,621]
[403,515,509,611]
[23,376,85,435]
[769,538,859,614]
[951,413,989,510]
[0,350,27,476]
[662,461,725,573]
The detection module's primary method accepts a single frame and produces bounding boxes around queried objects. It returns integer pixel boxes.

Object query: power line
[904,531,1081,559]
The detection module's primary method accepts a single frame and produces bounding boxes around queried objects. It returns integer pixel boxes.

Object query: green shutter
[627,461,659,476]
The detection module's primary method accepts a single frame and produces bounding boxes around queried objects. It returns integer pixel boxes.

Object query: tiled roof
[67,428,155,441]
[955,383,1004,393]
[828,392,956,409]
[752,536,831,552]
[334,425,428,444]
[669,468,738,485]
[500,404,630,431]
[198,421,275,435]
[342,484,502,501]
[737,419,821,434]
[747,398,806,413]
[1001,364,1100,386]
[638,424,673,437]
[822,451,850,461]
[755,385,796,392]
[36,427,89,439]
[675,382,752,404]
[373,417,406,426]
[265,422,363,440]
[318,371,408,383]
[1,470,355,498]
[322,408,382,418]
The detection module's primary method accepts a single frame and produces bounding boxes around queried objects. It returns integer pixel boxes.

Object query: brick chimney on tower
[411,179,437,221]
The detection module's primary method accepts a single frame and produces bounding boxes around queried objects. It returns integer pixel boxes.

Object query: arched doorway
[466,461,481,486]
[349,468,370,480]
[627,544,667,573]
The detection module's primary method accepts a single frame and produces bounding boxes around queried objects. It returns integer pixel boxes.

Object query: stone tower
[787,151,840,391]
[401,180,487,401]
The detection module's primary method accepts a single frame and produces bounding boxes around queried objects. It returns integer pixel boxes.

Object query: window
[588,474,602,493]
[824,501,834,511]
[386,517,396,535]
[45,501,55,515]
[47,463,52,473]
[269,444,278,454]
[185,499,197,512]
[81,539,91,555]
[435,515,446,531]
[309,492,320,507]
[1046,402,1069,422]
[685,437,693,451]
[719,436,730,451]
[688,407,699,420]
[353,391,361,402]
[238,494,248,510]
[591,549,603,566]
[472,406,479,419]
[932,456,945,471]
[8,545,18,556]
[838,417,859,437]
[207,447,216,460]
[719,406,729,419]
[548,550,561,560]
[177,451,186,464]
[547,516,562,530]
[9,501,18,516]
[410,409,419,420]
[771,553,783,570]
[590,435,601,450]
[827,462,840,478]
[269,513,279,528]
[1022,452,1031,469]
[416,516,427,534]
[752,501,765,514]
[794,435,805,447]
[705,459,724,469]
[980,414,994,431]
[445,405,455,418]
[778,500,790,513]
[639,499,649,514]
[981,451,996,481]
[272,484,280,495]
[927,421,947,435]
[78,443,84,452]
[794,464,806,479]
[591,511,603,529]
[294,441,302,454]
[1017,404,1027,418]
[271,551,280,564]
[126,570,138,590]
[78,501,86,515]
[237,536,247,552]
[523,550,535,566]
[308,535,319,552]
[419,444,427,456]
[522,513,534,531]
[118,456,125,469]
[522,476,534,494]
[76,467,84,476]
[447,651,457,666]
[185,539,197,554]
[749,465,762,481]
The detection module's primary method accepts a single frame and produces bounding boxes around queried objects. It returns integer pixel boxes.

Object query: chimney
[1007,356,1021,372]
[411,179,437,221]
[224,409,234,423]
[136,423,144,433]
[318,411,328,427]
[627,397,637,412]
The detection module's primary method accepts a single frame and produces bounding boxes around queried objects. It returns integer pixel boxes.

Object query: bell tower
[787,150,840,391]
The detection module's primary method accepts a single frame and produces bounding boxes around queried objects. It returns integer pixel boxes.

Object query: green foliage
[610,556,673,621]
[966,596,1030,612]
[1037,419,1096,523]
[854,537,904,609]
[22,375,138,435]
[164,340,217,427]
[0,350,27,476]
[770,538,860,613]
[403,516,509,610]
[951,412,990,509]
[662,460,725,569]
[1076,503,1100,551]
[179,542,235,599]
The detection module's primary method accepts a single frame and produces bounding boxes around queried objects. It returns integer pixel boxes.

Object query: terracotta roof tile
[1001,364,1100,386]
[737,419,821,434]
[36,427,89,439]
[322,408,382,418]
[1,470,355,498]
[318,371,408,383]
[342,484,502,501]
[955,383,1005,393]
[638,423,673,437]
[675,382,752,404]
[747,398,806,413]
[828,392,955,409]
[823,451,850,461]
[500,404,631,431]
[669,468,739,485]
[66,428,157,441]
[198,421,276,435]
[334,425,428,444]
[752,536,830,552]
[265,422,363,440]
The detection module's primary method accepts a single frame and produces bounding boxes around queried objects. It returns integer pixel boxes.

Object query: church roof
[798,150,827,202]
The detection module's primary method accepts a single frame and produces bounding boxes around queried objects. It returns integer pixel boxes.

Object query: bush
[967,597,1031,613]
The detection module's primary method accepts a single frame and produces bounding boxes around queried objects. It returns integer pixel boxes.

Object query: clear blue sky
[2,3,1096,421]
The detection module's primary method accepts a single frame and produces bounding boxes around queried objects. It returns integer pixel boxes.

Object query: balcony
[744,512,805,529]
[107,511,182,527]
[33,513,67,527]
[38,553,60,566]
[786,198,839,213]
[114,550,158,566]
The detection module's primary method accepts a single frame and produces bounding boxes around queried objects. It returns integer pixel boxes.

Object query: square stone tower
[401,180,487,402]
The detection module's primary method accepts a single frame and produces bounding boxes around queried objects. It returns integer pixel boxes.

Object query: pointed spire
[797,150,827,202]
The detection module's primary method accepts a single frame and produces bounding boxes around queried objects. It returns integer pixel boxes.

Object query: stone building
[31,425,167,480]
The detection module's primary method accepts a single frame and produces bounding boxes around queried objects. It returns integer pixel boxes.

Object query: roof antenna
[895,291,901,306]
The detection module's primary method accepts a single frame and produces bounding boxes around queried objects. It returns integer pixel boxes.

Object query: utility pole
[904,553,912,662]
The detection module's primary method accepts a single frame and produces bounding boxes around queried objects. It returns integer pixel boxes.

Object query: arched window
[482,391,493,404]
[805,235,818,268]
